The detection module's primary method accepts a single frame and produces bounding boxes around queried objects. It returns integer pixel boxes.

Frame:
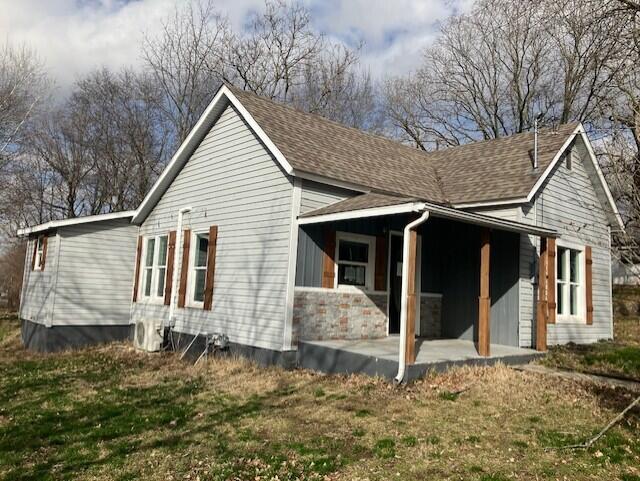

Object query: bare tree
[0,42,48,172]
[144,0,381,135]
[142,0,229,143]
[385,0,627,149]
[73,68,171,211]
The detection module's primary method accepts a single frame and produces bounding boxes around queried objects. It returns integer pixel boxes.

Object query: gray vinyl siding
[518,138,613,346]
[299,180,354,214]
[132,104,294,351]
[52,219,138,325]
[20,235,59,325]
[472,207,520,222]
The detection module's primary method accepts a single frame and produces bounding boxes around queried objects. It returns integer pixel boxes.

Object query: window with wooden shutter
[322,230,336,288]
[585,246,593,325]
[203,225,218,311]
[178,229,191,308]
[132,235,143,302]
[547,238,556,323]
[163,231,176,306]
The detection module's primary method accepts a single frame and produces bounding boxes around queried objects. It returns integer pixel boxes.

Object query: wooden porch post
[405,228,418,365]
[536,237,548,351]
[477,228,491,357]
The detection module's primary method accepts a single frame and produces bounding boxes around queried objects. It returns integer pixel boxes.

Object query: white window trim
[33,236,45,271]
[334,231,376,292]
[186,230,209,309]
[139,234,169,304]
[556,239,586,324]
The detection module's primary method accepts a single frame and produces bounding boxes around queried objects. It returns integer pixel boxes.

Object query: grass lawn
[542,307,640,381]
[0,312,639,481]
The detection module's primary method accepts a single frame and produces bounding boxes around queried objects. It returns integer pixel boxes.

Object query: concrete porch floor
[297,337,543,382]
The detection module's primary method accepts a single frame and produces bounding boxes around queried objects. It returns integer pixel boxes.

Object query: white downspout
[395,209,430,384]
[168,207,192,325]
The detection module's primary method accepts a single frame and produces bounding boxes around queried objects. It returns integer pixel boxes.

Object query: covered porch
[298,337,542,381]
[293,193,557,382]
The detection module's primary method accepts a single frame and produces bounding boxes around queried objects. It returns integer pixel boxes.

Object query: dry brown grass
[0,320,639,481]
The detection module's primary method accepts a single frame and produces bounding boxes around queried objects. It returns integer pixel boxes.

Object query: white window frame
[556,239,586,323]
[33,236,45,271]
[140,234,169,303]
[334,231,376,291]
[187,230,209,308]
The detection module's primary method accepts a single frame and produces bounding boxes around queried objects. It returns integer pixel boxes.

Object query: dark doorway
[388,234,403,334]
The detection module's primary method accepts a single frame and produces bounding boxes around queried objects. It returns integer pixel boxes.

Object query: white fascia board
[132,85,294,224]
[525,127,579,203]
[576,128,625,232]
[297,202,426,225]
[17,211,135,237]
[424,202,557,237]
[299,199,556,237]
[524,124,623,232]
[452,197,529,209]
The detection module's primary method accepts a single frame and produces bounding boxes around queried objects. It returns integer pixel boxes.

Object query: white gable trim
[17,211,135,236]
[454,124,623,231]
[525,124,623,231]
[132,85,294,224]
[452,197,529,209]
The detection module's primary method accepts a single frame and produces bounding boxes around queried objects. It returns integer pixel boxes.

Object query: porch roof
[298,193,557,238]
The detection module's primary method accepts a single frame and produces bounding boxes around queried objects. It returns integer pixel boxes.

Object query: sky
[0,0,474,92]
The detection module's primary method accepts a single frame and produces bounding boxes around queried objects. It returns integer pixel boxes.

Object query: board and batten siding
[20,234,59,326]
[132,104,294,351]
[52,219,138,326]
[479,137,613,347]
[296,180,355,287]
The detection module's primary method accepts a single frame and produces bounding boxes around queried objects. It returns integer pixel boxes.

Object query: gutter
[395,209,430,384]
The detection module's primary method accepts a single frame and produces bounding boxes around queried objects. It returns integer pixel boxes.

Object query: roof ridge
[226,83,580,161]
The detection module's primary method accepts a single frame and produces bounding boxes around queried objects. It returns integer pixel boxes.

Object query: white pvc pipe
[395,210,430,384]
[168,207,192,324]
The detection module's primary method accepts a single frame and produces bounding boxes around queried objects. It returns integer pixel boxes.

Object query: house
[18,212,137,351]
[18,84,622,381]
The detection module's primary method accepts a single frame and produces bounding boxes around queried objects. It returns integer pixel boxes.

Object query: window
[191,232,209,304]
[34,236,45,270]
[141,235,168,300]
[335,233,375,290]
[143,238,155,297]
[557,245,583,320]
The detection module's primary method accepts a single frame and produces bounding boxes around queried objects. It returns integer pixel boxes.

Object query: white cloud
[0,0,474,91]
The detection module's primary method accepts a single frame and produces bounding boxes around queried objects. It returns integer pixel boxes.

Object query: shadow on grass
[0,351,370,481]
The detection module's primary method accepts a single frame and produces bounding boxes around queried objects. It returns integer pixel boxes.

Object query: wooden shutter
[322,229,336,288]
[178,229,191,308]
[30,237,38,271]
[203,225,218,311]
[40,236,48,271]
[536,237,548,351]
[132,235,143,302]
[163,231,177,306]
[374,235,387,291]
[585,245,593,325]
[547,238,556,324]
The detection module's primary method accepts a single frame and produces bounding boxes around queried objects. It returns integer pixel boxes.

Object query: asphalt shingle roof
[228,85,579,206]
